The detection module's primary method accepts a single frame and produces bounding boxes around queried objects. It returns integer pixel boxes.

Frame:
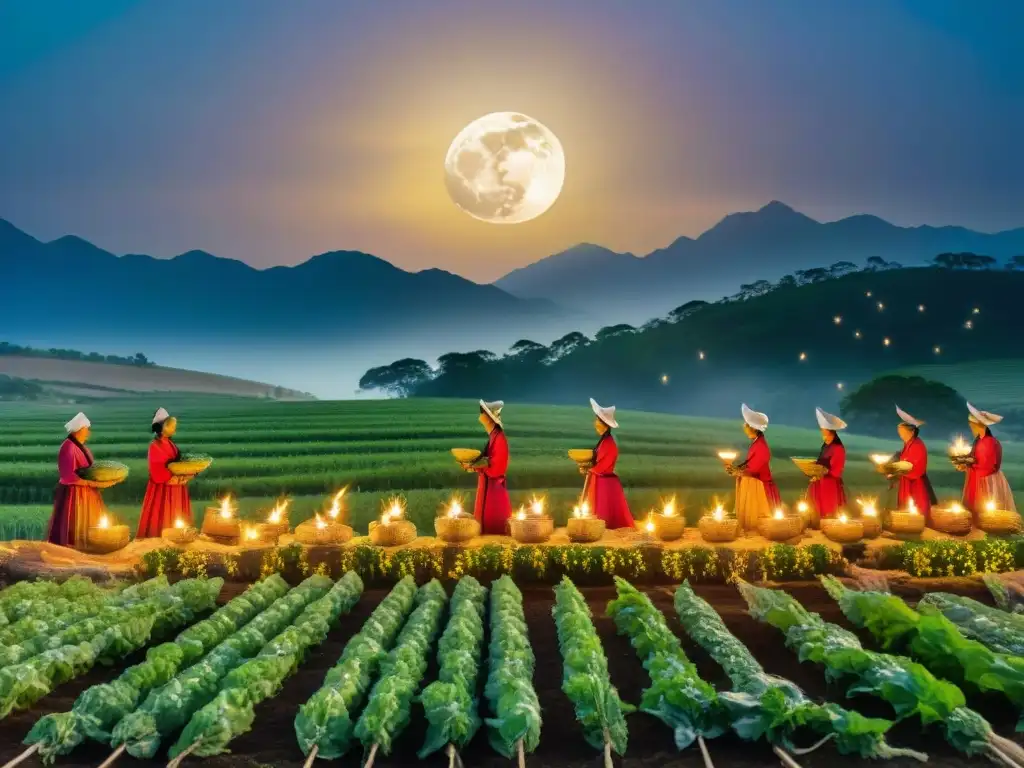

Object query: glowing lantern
[773,508,785,521]
[174,517,185,529]
[98,514,110,530]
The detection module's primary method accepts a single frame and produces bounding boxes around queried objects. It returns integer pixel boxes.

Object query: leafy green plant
[823,575,1024,731]
[167,572,363,763]
[354,579,448,765]
[552,576,632,765]
[607,577,725,751]
[25,574,287,764]
[483,576,540,761]
[0,575,104,626]
[295,576,418,762]
[740,581,1024,765]
[419,576,488,761]
[674,581,924,761]
[918,591,1024,656]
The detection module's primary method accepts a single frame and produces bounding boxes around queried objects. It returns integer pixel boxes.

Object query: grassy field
[0,396,1014,539]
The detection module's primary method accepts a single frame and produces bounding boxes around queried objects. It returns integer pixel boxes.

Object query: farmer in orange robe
[467,400,512,534]
[583,398,634,529]
[46,412,107,547]
[892,405,937,522]
[728,404,782,531]
[807,407,848,520]
[137,407,193,538]
[959,403,1016,521]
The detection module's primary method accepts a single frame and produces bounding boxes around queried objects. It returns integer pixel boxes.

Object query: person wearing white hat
[137,408,193,538]
[806,408,848,522]
[960,403,1016,519]
[467,400,512,534]
[892,405,936,522]
[46,412,106,547]
[728,404,782,532]
[582,399,635,529]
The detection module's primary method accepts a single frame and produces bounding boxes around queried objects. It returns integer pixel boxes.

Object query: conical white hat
[152,407,170,425]
[815,407,847,431]
[896,405,924,427]
[590,398,618,429]
[65,412,90,434]
[479,400,504,427]
[967,402,1003,426]
[741,403,769,431]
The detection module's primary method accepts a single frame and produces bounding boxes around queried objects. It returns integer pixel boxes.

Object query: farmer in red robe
[807,407,847,520]
[582,398,634,529]
[137,407,193,538]
[892,405,937,522]
[466,400,512,534]
[959,403,1016,521]
[728,404,782,532]
[46,412,107,548]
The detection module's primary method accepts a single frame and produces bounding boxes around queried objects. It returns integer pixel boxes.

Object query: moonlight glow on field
[444,112,565,224]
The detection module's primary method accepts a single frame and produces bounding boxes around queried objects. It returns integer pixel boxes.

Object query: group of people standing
[46,408,194,548]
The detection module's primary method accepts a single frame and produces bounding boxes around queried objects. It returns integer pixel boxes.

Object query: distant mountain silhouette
[495,202,1024,322]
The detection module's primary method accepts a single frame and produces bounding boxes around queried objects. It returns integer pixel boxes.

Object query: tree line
[0,342,153,367]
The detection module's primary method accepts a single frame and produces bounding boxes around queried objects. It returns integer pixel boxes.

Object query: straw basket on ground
[369,519,417,547]
[979,508,1023,535]
[262,521,290,541]
[295,520,352,545]
[451,448,482,465]
[860,515,882,539]
[791,457,827,481]
[162,525,198,546]
[886,511,925,535]
[510,515,554,544]
[653,514,685,542]
[241,523,282,545]
[758,515,804,542]
[435,515,481,544]
[698,516,739,543]
[202,510,240,543]
[83,523,130,554]
[821,517,864,543]
[931,506,973,536]
[167,453,213,477]
[566,516,605,543]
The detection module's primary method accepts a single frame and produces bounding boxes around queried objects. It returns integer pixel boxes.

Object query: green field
[0,396,1014,540]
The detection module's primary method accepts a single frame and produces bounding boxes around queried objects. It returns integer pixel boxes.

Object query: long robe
[897,436,937,522]
[137,437,193,538]
[46,437,106,548]
[735,434,782,531]
[585,433,635,529]
[808,439,847,520]
[473,427,512,535]
[963,432,1016,520]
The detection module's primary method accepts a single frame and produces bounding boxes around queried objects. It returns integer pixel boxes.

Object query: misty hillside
[495,201,1024,323]
[403,266,1024,426]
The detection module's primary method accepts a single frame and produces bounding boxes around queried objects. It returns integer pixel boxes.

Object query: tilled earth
[0,579,1017,768]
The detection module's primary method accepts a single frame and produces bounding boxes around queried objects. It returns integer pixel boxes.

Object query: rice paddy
[0,397,1013,539]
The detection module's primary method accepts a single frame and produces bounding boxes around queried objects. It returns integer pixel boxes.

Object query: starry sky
[1,0,1022,282]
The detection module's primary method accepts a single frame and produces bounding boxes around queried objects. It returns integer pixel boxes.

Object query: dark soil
[0,582,1017,768]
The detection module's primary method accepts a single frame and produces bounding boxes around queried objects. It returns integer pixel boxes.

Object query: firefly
[883,337,891,347]
[799,352,807,361]
[918,304,926,312]
[877,301,885,311]
[866,291,872,297]
[833,315,842,325]
[660,374,669,384]
[698,350,705,360]
[934,346,941,354]
[836,382,844,390]
[965,320,973,329]
[854,330,862,339]
[972,307,980,314]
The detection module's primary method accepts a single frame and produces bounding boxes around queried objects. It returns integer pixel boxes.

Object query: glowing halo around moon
[444,112,565,224]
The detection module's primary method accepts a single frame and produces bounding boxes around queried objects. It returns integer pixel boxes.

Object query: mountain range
[494,201,1024,323]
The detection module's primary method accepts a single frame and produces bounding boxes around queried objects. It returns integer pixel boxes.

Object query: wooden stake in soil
[0,743,39,768]
[773,746,803,768]
[363,742,379,768]
[165,740,200,768]
[97,744,127,768]
[302,745,320,768]
[696,735,715,768]
[517,739,526,768]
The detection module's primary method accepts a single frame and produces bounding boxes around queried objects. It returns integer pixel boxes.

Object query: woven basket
[435,515,481,543]
[568,449,594,464]
[821,518,864,543]
[161,526,198,546]
[368,519,417,547]
[931,507,973,536]
[451,448,482,464]
[168,453,213,476]
[860,515,882,539]
[84,524,130,554]
[566,517,606,543]
[887,511,925,535]
[698,516,739,543]
[202,511,240,542]
[78,461,130,484]
[262,521,290,540]
[295,521,353,545]
[653,514,685,542]
[979,509,1023,535]
[758,515,805,542]
[791,457,827,480]
[510,516,554,544]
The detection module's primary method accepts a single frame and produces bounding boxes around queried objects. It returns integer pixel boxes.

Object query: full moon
[444,112,565,224]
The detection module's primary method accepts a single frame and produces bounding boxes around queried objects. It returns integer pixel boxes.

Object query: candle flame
[712,505,725,522]
[907,499,918,514]
[985,500,997,513]
[949,502,964,514]
[245,526,259,541]
[870,454,890,466]
[530,497,544,516]
[516,506,527,522]
[174,517,185,529]
[717,450,737,462]
[857,498,878,517]
[796,500,808,513]
[662,498,676,517]
[315,514,327,530]
[447,498,463,518]
[98,514,110,529]
[839,512,849,523]
[645,516,655,533]
[773,508,784,521]
[219,496,233,519]
[949,436,971,457]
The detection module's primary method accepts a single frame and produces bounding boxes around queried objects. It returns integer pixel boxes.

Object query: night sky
[1,0,1022,282]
